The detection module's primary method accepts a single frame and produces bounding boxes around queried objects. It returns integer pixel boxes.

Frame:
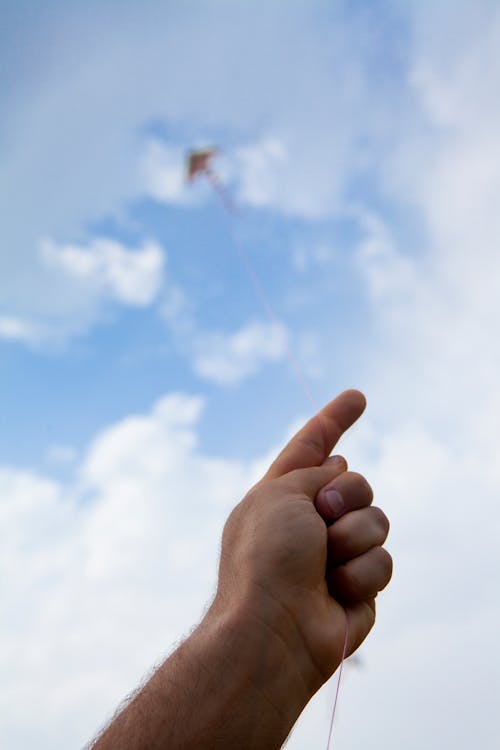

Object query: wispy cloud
[0,315,43,345]
[193,320,288,384]
[233,137,289,209]
[140,139,197,206]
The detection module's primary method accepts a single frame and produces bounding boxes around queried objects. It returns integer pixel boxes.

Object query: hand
[90,390,392,750]
[212,390,392,692]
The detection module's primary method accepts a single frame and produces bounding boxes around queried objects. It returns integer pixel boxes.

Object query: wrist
[195,593,321,744]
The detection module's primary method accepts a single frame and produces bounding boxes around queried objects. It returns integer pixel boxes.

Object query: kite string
[326,611,349,750]
[205,167,349,746]
[205,168,318,414]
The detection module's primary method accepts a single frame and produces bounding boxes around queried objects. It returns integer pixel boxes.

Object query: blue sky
[2,2,500,748]
[1,0,391,469]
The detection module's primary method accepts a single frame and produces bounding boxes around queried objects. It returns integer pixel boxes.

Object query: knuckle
[297,433,326,457]
[339,563,364,600]
[370,506,390,537]
[375,547,393,587]
[346,471,373,500]
[276,470,305,495]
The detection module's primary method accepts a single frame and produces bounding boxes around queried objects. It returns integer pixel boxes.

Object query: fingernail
[325,455,345,466]
[324,489,345,518]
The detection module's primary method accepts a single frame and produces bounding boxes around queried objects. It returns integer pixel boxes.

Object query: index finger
[263,390,366,481]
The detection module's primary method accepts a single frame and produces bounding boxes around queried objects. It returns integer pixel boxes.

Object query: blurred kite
[185,146,234,213]
[186,147,218,181]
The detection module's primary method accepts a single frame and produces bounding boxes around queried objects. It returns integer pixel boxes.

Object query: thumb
[263,390,366,481]
[278,457,348,500]
[344,600,376,657]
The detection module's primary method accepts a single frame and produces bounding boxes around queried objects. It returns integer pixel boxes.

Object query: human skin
[91,390,392,749]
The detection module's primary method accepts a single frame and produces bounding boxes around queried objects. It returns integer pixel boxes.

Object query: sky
[1,0,500,747]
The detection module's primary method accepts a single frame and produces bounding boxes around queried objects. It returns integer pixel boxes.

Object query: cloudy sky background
[1,1,499,747]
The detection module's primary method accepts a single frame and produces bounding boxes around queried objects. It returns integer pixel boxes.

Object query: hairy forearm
[91,600,319,750]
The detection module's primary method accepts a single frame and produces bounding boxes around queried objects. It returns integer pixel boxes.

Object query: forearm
[92,599,319,750]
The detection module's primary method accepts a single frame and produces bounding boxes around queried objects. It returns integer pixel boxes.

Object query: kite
[186,147,218,182]
[186,146,233,213]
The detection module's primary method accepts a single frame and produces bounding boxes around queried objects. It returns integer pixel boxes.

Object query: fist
[315,466,392,604]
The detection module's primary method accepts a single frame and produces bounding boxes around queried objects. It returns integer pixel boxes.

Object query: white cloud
[0,315,43,344]
[355,212,418,305]
[159,284,195,336]
[41,237,164,307]
[292,242,336,273]
[233,137,289,209]
[0,392,262,749]
[140,139,199,206]
[156,279,289,384]
[46,444,77,467]
[193,320,288,384]
[0,237,166,346]
[351,2,500,438]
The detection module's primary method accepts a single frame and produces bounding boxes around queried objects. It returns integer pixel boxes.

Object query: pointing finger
[263,390,366,481]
